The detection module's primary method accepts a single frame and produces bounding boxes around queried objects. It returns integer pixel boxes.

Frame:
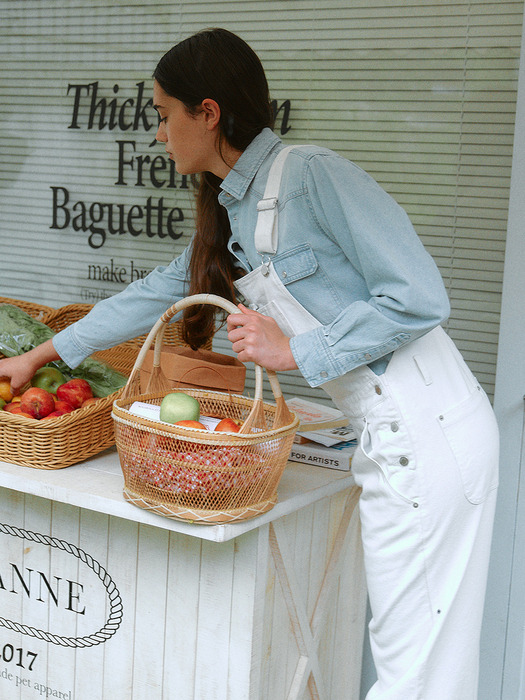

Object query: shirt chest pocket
[271,243,339,326]
[272,244,318,285]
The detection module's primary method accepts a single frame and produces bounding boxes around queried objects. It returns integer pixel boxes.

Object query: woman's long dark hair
[153,28,274,348]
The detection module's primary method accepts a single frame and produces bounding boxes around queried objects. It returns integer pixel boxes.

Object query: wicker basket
[112,294,300,524]
[0,296,196,469]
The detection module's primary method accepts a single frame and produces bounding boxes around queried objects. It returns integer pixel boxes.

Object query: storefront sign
[49,81,188,250]
[49,81,292,250]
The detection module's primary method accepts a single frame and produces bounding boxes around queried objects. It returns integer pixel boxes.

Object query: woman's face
[153,81,216,176]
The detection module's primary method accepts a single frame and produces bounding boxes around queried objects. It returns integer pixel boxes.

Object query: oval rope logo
[0,523,123,647]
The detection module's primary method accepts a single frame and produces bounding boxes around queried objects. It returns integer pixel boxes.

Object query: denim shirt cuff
[52,325,90,369]
[290,327,413,387]
[290,328,342,387]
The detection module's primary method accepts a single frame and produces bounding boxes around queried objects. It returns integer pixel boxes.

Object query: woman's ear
[200,98,221,131]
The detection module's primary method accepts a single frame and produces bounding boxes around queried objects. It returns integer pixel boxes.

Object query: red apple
[81,397,99,408]
[19,387,55,420]
[41,410,69,420]
[174,420,208,430]
[3,404,34,418]
[214,418,241,433]
[56,379,93,409]
[41,411,59,420]
[54,400,75,413]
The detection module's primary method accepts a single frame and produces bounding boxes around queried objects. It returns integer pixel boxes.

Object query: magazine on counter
[289,439,357,472]
[285,398,357,471]
[285,396,349,431]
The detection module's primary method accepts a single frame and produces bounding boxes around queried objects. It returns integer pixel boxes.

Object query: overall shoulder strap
[253,145,296,255]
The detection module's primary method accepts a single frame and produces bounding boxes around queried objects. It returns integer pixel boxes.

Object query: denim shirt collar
[219,128,282,201]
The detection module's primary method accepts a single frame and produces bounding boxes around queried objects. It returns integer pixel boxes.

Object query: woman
[0,28,498,699]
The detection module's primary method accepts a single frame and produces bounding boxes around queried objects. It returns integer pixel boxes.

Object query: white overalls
[234,147,500,699]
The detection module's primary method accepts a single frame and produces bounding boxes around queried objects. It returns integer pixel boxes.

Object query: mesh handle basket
[112,294,300,524]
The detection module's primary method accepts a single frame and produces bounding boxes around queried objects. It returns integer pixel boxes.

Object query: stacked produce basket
[0,297,192,469]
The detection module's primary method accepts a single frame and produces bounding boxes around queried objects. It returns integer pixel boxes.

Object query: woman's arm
[53,246,192,368]
[0,245,192,392]
[290,152,451,386]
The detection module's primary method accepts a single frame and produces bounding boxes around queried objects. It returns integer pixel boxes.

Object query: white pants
[324,327,499,699]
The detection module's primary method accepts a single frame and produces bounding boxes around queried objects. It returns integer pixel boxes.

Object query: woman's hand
[226,304,298,371]
[0,339,61,394]
[0,355,36,395]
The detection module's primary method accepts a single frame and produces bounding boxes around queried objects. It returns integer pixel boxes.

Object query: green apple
[160,392,200,424]
[31,367,68,394]
[0,398,6,410]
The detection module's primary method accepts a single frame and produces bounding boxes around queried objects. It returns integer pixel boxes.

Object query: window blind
[0,0,522,401]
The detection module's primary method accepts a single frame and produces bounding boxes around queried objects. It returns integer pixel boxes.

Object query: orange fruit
[0,377,14,403]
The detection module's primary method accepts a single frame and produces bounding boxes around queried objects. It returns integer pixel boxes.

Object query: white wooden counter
[0,450,366,700]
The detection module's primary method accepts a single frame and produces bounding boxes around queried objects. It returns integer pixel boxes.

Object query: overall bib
[234,147,500,699]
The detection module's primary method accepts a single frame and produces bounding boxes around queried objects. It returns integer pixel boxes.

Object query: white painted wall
[359,11,525,697]
[480,7,525,700]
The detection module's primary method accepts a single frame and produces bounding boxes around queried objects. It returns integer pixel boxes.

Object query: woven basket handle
[121,294,294,432]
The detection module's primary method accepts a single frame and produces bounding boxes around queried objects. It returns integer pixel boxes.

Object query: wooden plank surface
[0,453,355,542]
[0,479,365,700]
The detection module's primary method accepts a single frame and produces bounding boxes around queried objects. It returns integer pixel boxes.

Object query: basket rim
[112,387,299,441]
[0,390,121,430]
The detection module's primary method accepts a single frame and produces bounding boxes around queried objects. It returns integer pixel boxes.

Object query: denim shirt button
[364,353,372,360]
[320,371,328,378]
[282,271,287,278]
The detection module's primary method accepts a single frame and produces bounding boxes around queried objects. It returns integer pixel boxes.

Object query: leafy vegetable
[0,303,127,397]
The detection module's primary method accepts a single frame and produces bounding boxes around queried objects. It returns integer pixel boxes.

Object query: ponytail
[184,171,236,347]
[153,28,274,347]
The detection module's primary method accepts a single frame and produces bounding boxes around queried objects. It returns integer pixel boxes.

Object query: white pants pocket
[354,410,417,506]
[438,386,499,504]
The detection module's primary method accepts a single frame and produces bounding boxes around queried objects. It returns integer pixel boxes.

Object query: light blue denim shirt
[54,128,450,387]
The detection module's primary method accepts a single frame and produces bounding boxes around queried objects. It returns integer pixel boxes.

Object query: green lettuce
[0,303,127,397]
